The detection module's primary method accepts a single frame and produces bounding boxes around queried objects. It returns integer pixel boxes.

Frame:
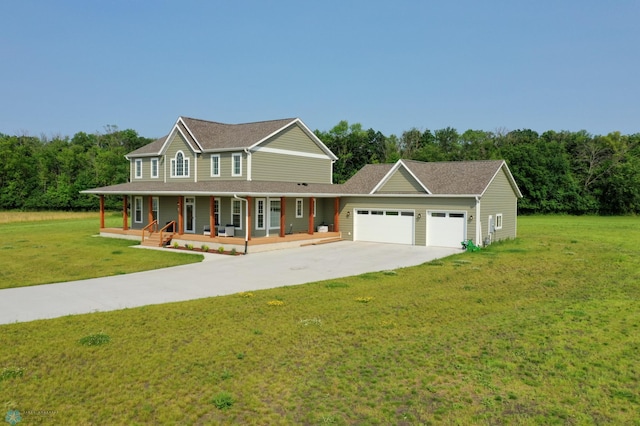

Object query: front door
[185,197,195,233]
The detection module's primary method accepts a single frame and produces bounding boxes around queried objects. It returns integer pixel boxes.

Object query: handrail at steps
[141,220,158,242]
[159,221,176,246]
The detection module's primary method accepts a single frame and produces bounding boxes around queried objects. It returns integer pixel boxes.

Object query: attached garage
[426,211,466,248]
[354,209,415,245]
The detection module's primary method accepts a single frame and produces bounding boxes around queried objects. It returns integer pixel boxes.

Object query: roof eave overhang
[82,189,479,198]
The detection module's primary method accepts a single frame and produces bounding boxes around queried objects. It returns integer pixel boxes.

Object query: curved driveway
[0,241,460,325]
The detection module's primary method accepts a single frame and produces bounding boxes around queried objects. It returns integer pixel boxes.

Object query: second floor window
[171,151,189,177]
[151,158,158,178]
[232,153,242,176]
[134,159,142,179]
[211,154,220,177]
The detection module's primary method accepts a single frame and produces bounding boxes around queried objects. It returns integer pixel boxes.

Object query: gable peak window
[170,150,190,178]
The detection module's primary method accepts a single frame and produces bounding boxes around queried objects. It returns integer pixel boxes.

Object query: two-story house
[83,116,522,252]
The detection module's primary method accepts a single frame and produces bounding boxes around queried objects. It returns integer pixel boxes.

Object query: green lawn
[1,216,639,424]
[0,212,202,289]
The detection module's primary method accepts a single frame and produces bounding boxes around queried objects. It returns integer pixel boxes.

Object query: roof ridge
[180,116,297,127]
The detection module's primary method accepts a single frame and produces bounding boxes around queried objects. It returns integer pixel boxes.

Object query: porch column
[333,197,340,233]
[178,196,184,235]
[246,196,252,241]
[280,196,286,238]
[308,197,315,235]
[209,196,216,239]
[123,195,129,231]
[148,196,153,225]
[99,195,105,229]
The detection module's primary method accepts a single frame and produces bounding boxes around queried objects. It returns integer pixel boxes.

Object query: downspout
[475,196,482,246]
[234,195,249,255]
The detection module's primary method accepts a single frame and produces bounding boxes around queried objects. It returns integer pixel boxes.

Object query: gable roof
[126,117,337,160]
[343,159,522,197]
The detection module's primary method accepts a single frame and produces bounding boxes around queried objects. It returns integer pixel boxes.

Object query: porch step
[141,233,172,247]
[300,237,343,247]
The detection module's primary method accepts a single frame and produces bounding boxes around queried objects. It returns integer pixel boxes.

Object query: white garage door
[354,209,414,245]
[427,212,466,248]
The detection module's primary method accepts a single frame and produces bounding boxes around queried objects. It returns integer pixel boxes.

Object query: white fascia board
[251,146,332,160]
[159,121,202,156]
[479,160,524,198]
[370,160,431,194]
[177,117,204,152]
[125,152,157,159]
[248,118,339,161]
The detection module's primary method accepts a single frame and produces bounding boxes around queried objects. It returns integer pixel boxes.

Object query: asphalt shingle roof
[127,117,297,156]
[341,159,512,196]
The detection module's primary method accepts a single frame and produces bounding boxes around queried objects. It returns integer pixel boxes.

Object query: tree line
[1,122,639,214]
[314,122,640,215]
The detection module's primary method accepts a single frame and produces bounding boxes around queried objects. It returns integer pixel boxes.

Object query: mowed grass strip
[0,216,639,424]
[0,212,202,289]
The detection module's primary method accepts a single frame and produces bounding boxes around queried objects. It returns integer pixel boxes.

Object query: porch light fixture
[417,213,422,219]
[469,215,473,221]
[346,211,351,218]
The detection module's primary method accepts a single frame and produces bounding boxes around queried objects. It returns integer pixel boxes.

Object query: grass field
[0,212,202,289]
[0,215,639,424]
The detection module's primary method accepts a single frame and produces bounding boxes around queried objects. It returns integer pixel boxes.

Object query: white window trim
[211,154,220,177]
[231,199,242,230]
[296,198,303,218]
[269,199,281,230]
[232,153,242,177]
[496,213,503,230]
[170,150,190,178]
[134,196,143,223]
[150,158,158,179]
[151,196,159,222]
[255,198,265,230]
[134,159,142,179]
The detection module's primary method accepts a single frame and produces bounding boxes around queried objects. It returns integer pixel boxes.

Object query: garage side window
[496,213,503,230]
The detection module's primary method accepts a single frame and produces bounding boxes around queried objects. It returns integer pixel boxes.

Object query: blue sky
[1,1,639,139]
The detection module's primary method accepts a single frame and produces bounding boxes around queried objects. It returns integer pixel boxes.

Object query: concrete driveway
[0,241,460,325]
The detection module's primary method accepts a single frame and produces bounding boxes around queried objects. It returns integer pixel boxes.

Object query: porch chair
[218,225,235,237]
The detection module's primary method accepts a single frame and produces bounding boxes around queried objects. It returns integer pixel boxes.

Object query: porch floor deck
[99,228,342,252]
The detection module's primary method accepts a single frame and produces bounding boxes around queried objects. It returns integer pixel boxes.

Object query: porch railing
[141,220,158,243]
[159,221,176,246]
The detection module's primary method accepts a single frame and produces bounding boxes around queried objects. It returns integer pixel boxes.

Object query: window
[151,197,159,221]
[269,199,281,229]
[232,153,242,176]
[214,198,220,226]
[170,151,189,177]
[232,199,242,228]
[151,158,158,178]
[496,213,503,230]
[296,198,303,218]
[134,196,143,223]
[134,159,142,179]
[256,198,265,230]
[211,154,220,177]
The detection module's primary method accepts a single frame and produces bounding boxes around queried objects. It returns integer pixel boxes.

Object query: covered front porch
[97,194,342,253]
